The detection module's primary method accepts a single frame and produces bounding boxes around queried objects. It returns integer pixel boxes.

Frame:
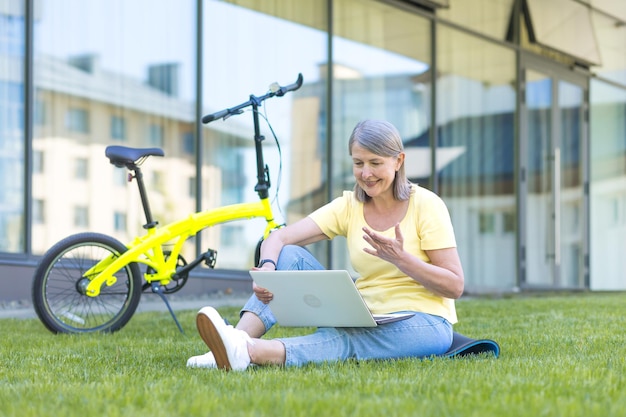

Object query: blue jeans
[241,245,453,367]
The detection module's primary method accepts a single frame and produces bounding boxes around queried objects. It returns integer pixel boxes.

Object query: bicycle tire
[32,232,142,334]
[254,237,263,267]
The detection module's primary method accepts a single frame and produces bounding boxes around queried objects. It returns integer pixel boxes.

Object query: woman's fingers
[362,225,403,261]
[252,281,273,304]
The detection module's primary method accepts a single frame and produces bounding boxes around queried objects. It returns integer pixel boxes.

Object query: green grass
[1,293,625,417]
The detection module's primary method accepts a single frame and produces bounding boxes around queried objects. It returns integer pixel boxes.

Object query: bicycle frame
[84,198,280,296]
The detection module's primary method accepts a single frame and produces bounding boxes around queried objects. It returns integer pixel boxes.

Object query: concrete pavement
[0,291,250,320]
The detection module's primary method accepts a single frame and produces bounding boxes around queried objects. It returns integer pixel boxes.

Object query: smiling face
[351,143,404,200]
[348,120,410,202]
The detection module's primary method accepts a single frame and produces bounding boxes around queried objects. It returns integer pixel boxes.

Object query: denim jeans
[241,245,453,367]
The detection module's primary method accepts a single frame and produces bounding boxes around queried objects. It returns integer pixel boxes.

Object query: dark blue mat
[442,332,500,358]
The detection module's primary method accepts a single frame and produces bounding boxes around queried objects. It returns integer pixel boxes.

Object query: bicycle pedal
[203,249,217,268]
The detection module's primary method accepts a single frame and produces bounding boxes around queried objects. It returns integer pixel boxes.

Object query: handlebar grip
[202,109,229,124]
[276,73,303,97]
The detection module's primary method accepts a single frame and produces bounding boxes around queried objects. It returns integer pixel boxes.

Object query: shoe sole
[196,308,232,371]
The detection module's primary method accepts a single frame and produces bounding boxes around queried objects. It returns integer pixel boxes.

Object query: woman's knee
[276,245,324,271]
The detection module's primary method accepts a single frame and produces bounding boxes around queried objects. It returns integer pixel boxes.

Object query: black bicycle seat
[105,146,164,168]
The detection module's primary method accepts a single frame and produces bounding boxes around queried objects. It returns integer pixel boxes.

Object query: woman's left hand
[363,224,465,299]
[362,224,404,263]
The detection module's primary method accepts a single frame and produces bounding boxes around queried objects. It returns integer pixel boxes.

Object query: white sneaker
[196,306,254,371]
[186,351,217,368]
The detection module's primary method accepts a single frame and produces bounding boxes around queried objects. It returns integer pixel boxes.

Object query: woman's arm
[362,224,464,299]
[258,217,329,268]
[252,217,329,303]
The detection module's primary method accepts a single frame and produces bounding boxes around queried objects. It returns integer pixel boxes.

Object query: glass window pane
[113,211,126,232]
[33,150,44,173]
[558,80,584,288]
[201,0,327,269]
[182,131,194,155]
[66,108,90,133]
[73,205,89,228]
[524,70,553,286]
[188,177,196,198]
[437,24,517,290]
[74,157,88,179]
[34,100,46,125]
[110,115,126,141]
[33,0,196,255]
[329,0,431,270]
[0,1,26,253]
[590,80,626,290]
[33,199,45,224]
[148,123,164,147]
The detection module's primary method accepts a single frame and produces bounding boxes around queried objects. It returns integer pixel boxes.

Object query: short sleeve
[415,188,457,250]
[307,191,354,239]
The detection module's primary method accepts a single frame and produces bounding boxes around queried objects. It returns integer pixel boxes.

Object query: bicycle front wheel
[32,233,142,334]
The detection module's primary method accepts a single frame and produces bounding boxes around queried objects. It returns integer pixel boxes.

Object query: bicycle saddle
[105,145,164,168]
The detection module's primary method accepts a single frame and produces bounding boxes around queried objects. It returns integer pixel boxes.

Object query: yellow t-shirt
[308,184,458,324]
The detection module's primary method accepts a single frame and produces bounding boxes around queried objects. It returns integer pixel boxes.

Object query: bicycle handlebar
[202,73,303,124]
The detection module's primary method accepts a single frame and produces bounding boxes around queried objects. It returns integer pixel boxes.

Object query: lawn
[0,292,624,417]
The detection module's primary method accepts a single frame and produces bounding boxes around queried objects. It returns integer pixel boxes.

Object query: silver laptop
[249,270,414,327]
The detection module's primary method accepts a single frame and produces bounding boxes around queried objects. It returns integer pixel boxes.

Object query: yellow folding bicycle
[31,74,303,334]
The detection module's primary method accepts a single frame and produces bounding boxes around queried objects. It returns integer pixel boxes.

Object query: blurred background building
[1,0,625,301]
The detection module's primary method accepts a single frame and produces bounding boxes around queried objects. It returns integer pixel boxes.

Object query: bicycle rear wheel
[32,233,142,334]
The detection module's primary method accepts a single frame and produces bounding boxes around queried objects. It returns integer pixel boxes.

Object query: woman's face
[351,143,404,199]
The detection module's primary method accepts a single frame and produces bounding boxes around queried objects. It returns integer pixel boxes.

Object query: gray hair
[348,119,411,202]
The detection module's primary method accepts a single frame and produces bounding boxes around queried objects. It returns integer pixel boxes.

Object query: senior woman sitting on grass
[187,119,464,371]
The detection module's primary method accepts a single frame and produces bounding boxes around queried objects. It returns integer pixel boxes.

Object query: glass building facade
[1,0,625,300]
